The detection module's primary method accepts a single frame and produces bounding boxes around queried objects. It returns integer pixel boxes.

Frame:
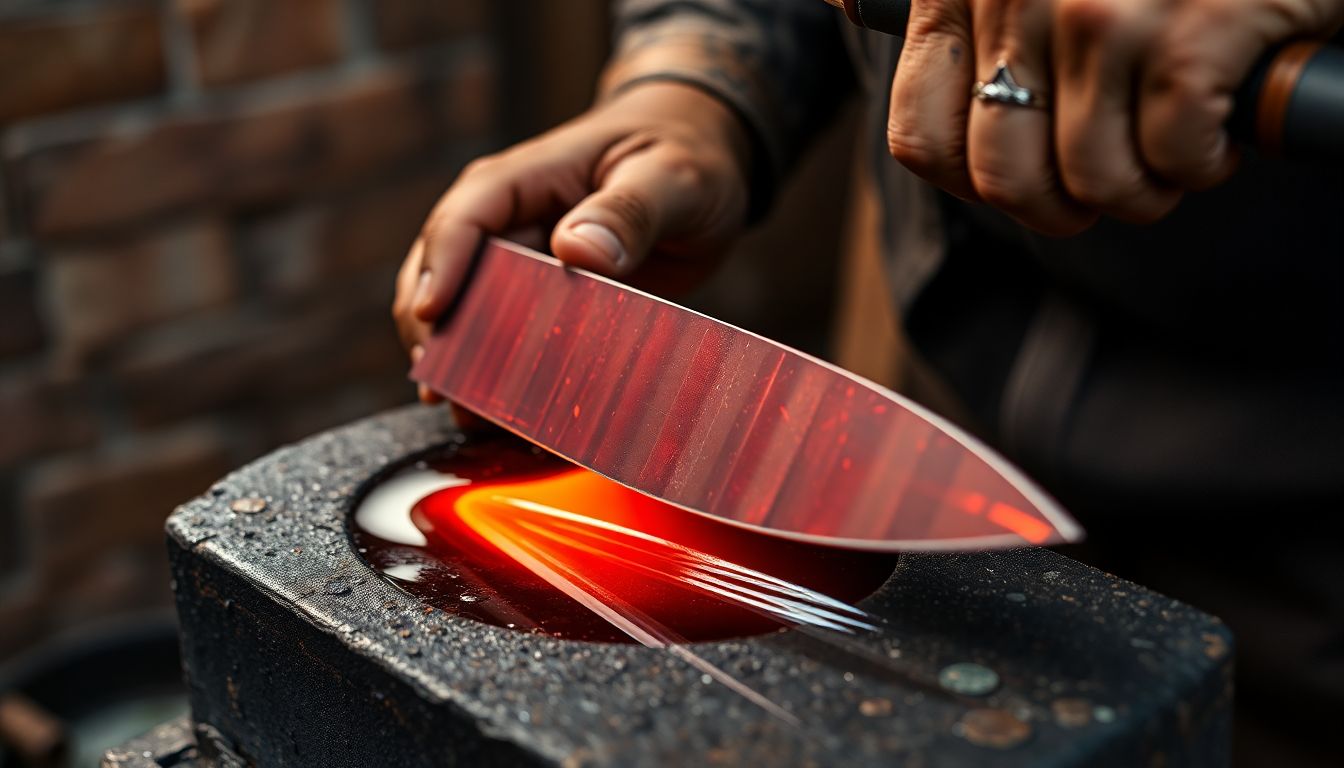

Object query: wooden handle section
[1248,42,1344,161]
[1253,42,1323,155]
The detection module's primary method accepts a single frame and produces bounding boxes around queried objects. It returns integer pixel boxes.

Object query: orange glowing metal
[372,440,897,644]
[415,464,1056,633]
[359,441,970,723]
[986,502,1053,545]
[413,459,914,724]
[456,499,803,724]
[446,468,1062,557]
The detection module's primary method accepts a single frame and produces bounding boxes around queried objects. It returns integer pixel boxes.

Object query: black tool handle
[834,0,912,36]
[833,0,1344,163]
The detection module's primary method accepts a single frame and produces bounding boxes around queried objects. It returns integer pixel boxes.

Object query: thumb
[551,145,704,276]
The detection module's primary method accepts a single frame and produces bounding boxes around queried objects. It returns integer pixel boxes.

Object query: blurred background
[0,1,888,763]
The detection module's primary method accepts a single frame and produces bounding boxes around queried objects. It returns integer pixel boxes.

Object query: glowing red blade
[412,239,1083,551]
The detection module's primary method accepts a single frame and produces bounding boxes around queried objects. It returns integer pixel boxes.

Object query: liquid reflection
[352,438,902,725]
[353,439,898,643]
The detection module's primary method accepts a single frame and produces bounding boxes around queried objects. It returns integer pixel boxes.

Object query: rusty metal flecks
[956,708,1032,749]
[229,497,267,515]
[1051,698,1093,728]
[859,697,893,717]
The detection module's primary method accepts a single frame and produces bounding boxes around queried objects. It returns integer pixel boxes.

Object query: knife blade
[412,238,1083,551]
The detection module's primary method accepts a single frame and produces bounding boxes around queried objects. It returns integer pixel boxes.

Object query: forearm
[603,0,853,217]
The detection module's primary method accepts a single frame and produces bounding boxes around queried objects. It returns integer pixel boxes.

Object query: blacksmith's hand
[886,0,1344,235]
[393,82,752,404]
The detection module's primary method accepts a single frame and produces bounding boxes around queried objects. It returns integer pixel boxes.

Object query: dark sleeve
[602,0,853,216]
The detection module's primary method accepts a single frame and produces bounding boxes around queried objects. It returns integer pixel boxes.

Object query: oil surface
[353,438,898,643]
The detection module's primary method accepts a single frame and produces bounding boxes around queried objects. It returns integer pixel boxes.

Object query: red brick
[0,263,44,357]
[253,372,412,447]
[0,593,42,659]
[439,52,495,138]
[241,169,452,295]
[112,285,407,429]
[0,3,166,123]
[176,0,345,87]
[371,0,486,51]
[4,425,230,656]
[23,424,231,595]
[11,63,494,236]
[0,370,99,467]
[237,206,322,295]
[45,219,236,367]
[253,299,409,405]
[319,171,452,275]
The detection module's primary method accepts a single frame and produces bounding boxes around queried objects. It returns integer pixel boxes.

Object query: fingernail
[412,271,432,314]
[411,344,424,363]
[570,222,628,269]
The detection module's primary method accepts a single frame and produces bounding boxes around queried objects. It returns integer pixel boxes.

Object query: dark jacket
[609,2,1344,764]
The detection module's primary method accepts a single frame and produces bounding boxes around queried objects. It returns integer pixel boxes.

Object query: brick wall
[0,0,847,663]
[0,0,617,661]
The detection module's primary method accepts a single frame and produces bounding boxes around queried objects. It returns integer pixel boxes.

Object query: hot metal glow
[409,456,896,643]
[451,493,804,724]
[354,440,904,724]
[405,457,903,725]
[438,470,878,633]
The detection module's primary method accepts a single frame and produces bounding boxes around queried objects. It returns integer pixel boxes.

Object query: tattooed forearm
[604,0,853,189]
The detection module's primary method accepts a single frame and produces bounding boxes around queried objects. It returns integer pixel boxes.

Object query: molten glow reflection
[410,460,898,643]
[353,440,907,724]
[409,461,908,725]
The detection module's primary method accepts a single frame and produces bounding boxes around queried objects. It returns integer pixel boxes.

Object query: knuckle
[1057,0,1123,38]
[967,159,1033,210]
[1060,169,1136,210]
[657,146,712,190]
[1144,138,1229,186]
[1056,148,1129,207]
[1139,81,1233,184]
[997,0,1039,25]
[420,210,449,244]
[1284,0,1339,30]
[420,217,465,255]
[459,154,500,180]
[1151,62,1211,105]
[971,177,1023,211]
[1059,174,1120,209]
[886,119,960,177]
[907,0,971,38]
[1190,0,1240,28]
[1058,157,1176,222]
[601,190,654,236]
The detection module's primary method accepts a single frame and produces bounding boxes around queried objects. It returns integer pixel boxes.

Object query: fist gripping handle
[824,0,1344,163]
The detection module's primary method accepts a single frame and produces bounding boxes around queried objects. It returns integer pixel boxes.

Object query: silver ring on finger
[972,60,1050,110]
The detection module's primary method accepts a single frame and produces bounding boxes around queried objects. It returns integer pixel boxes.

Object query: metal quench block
[165,406,1232,766]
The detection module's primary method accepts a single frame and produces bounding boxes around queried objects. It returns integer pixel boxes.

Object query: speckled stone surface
[167,405,1232,767]
[101,717,198,767]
